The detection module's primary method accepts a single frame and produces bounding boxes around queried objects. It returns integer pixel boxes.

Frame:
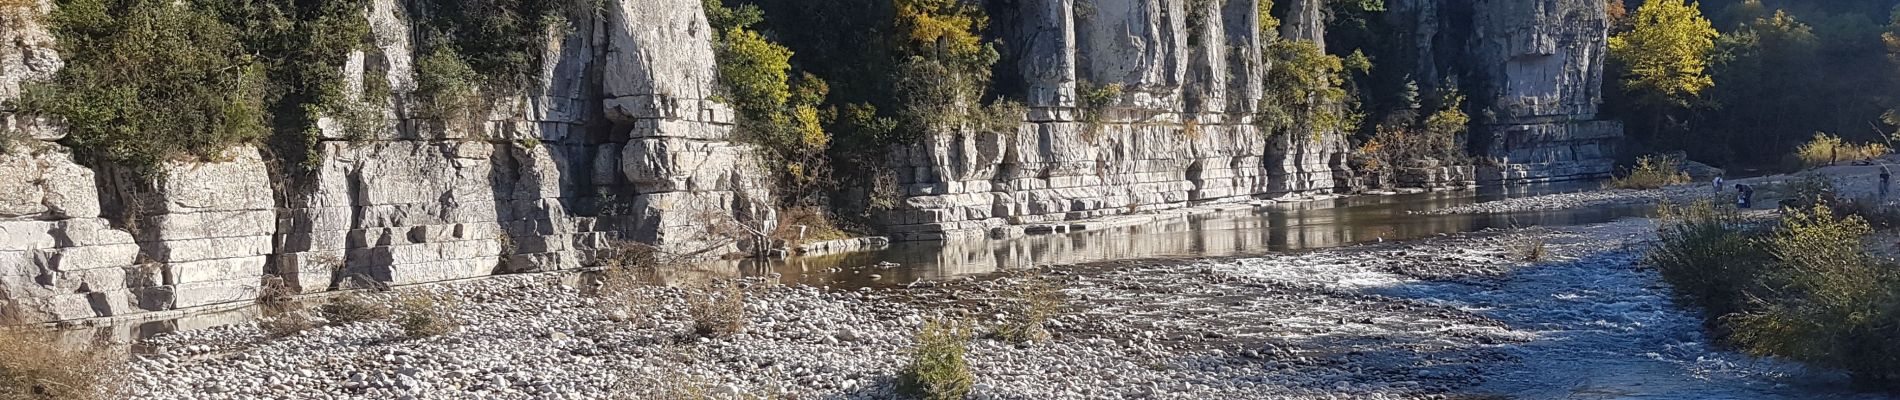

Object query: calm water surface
[730,182,1652,288]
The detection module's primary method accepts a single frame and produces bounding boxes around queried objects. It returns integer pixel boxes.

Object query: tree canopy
[1610,0,1720,108]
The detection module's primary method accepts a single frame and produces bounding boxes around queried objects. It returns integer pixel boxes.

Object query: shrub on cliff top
[16,0,373,177]
[17,0,268,177]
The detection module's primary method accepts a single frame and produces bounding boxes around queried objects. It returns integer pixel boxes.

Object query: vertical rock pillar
[1471,0,1623,183]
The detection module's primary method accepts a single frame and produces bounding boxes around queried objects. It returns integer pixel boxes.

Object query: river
[64,182,1900,399]
[735,182,1653,288]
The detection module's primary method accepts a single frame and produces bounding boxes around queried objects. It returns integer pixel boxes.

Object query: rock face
[883,0,1353,240]
[0,0,1624,323]
[1468,0,1621,184]
[0,0,773,323]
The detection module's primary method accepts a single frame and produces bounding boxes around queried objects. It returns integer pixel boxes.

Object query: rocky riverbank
[118,217,1884,399]
[1412,186,1703,215]
[1422,157,1900,216]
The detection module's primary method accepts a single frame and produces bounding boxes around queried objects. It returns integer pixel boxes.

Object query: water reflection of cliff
[723,182,1647,287]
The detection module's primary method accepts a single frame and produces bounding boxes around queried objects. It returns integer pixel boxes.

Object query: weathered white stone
[148,236,274,264]
[0,220,57,251]
[168,279,261,309]
[0,150,47,218]
[146,210,277,241]
[152,147,274,213]
[31,243,138,273]
[1075,0,1189,110]
[603,0,723,122]
[38,150,100,218]
[167,257,267,286]
[0,0,61,103]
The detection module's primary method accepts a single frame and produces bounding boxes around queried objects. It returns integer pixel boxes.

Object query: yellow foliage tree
[896,0,987,61]
[1609,0,1718,108]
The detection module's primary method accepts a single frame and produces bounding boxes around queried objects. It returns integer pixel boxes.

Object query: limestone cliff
[0,0,774,323]
[883,0,1353,240]
[0,0,1625,324]
[1469,0,1621,183]
[1385,0,1623,183]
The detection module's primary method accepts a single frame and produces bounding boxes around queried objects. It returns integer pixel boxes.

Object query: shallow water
[1205,222,1887,399]
[732,182,1654,288]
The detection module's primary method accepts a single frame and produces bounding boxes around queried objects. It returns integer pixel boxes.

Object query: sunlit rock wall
[883,0,1353,240]
[1456,0,1623,183]
[0,0,774,324]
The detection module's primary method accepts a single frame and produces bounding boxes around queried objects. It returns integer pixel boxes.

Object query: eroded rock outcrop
[0,0,773,324]
[882,0,1351,240]
[0,0,1624,324]
[1387,0,1623,183]
[1468,0,1621,183]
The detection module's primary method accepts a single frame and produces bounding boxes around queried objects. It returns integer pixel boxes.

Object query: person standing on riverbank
[1879,165,1891,201]
[1736,184,1754,208]
[1713,176,1724,193]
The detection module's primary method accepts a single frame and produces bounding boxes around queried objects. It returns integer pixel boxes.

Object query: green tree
[1697,10,1824,162]
[891,0,1001,136]
[1610,0,1719,109]
[715,27,794,116]
[1260,39,1347,135]
[702,0,832,200]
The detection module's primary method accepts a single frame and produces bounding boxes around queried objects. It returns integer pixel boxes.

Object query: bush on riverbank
[689,281,748,338]
[1729,204,1900,388]
[1794,132,1889,169]
[1606,156,1692,189]
[1650,201,1900,389]
[990,271,1065,344]
[1648,201,1774,322]
[898,318,975,400]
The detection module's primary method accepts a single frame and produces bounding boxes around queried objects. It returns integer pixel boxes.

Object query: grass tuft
[689,281,747,338]
[0,328,119,399]
[318,292,390,325]
[393,292,459,340]
[989,271,1064,344]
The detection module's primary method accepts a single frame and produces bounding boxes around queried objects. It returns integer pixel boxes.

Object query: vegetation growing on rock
[17,0,275,177]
